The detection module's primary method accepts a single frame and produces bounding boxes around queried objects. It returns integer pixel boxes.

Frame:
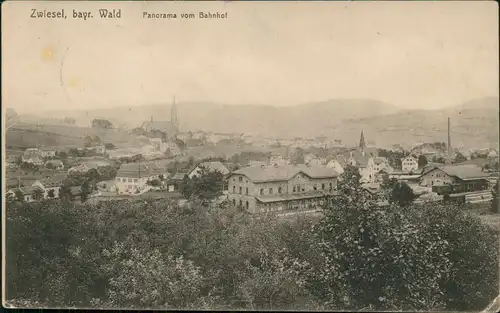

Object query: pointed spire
[171,95,179,132]
[359,130,366,150]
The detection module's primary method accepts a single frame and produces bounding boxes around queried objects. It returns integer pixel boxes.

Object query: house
[167,172,188,192]
[188,161,230,179]
[141,144,157,156]
[21,155,44,166]
[149,138,163,150]
[45,159,64,170]
[488,149,499,159]
[39,147,57,158]
[326,156,346,175]
[107,148,142,160]
[114,162,166,194]
[160,141,181,156]
[401,156,419,173]
[86,145,106,154]
[68,160,110,174]
[419,164,490,193]
[6,186,44,202]
[32,177,64,199]
[7,156,20,169]
[269,152,289,166]
[227,164,339,214]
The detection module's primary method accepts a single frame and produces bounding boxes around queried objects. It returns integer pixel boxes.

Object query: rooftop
[426,164,490,181]
[231,164,338,183]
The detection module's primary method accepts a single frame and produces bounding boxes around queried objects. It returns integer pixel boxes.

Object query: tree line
[5,165,499,310]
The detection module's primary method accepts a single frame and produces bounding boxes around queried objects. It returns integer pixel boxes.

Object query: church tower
[359,130,366,150]
[171,96,179,132]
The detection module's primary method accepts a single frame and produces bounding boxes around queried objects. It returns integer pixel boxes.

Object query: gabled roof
[193,161,230,175]
[34,176,65,188]
[373,157,388,165]
[423,164,490,181]
[230,164,338,183]
[8,186,43,195]
[116,162,165,178]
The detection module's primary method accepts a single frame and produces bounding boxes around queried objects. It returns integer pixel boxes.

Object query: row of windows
[117,177,139,183]
[232,199,250,210]
[233,186,249,195]
[230,181,335,195]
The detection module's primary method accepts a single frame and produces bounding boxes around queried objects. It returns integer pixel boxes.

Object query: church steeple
[171,96,179,132]
[359,130,366,150]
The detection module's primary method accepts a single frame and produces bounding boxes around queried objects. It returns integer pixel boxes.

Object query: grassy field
[6,122,137,149]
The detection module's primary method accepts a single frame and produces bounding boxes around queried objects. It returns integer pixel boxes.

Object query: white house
[21,155,44,166]
[188,161,230,179]
[32,177,63,199]
[40,147,57,158]
[6,186,43,202]
[401,156,419,173]
[326,157,346,175]
[114,162,166,194]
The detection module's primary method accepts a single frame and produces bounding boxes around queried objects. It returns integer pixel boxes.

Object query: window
[329,182,333,190]
[134,179,138,183]
[128,178,132,182]
[322,183,325,190]
[239,200,242,207]
[260,188,264,195]
[302,185,305,192]
[269,188,273,195]
[239,176,243,182]
[278,187,282,194]
[233,186,236,193]
[313,184,317,191]
[232,199,236,205]
[246,201,249,210]
[293,186,296,192]
[239,187,242,194]
[246,187,249,195]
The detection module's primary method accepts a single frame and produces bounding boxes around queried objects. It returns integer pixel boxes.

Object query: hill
[5,122,137,150]
[25,99,404,137]
[13,97,498,150]
[340,97,499,150]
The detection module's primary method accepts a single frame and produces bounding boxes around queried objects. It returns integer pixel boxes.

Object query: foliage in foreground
[5,171,499,311]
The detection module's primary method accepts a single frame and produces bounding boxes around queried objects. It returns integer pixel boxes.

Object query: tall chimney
[447,117,452,164]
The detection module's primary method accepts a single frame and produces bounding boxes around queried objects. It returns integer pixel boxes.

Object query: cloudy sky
[2,1,498,113]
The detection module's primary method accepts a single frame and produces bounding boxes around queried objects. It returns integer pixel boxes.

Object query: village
[5,99,499,215]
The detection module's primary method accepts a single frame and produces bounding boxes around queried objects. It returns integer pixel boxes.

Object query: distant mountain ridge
[17,97,498,150]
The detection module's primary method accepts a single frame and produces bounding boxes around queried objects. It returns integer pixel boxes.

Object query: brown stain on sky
[41,46,56,62]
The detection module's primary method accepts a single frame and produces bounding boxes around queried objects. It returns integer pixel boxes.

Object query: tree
[47,189,55,199]
[58,151,68,159]
[491,181,499,214]
[104,143,115,150]
[180,168,224,202]
[432,156,446,164]
[388,181,417,207]
[148,179,161,187]
[59,185,73,203]
[15,190,24,202]
[291,148,305,165]
[417,155,428,168]
[91,119,113,129]
[64,117,76,125]
[81,181,90,203]
[453,152,467,164]
[45,163,55,170]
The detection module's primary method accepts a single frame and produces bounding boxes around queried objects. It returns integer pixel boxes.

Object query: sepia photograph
[2,0,499,311]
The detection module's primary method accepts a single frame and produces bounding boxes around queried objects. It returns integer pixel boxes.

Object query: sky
[2,1,498,114]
